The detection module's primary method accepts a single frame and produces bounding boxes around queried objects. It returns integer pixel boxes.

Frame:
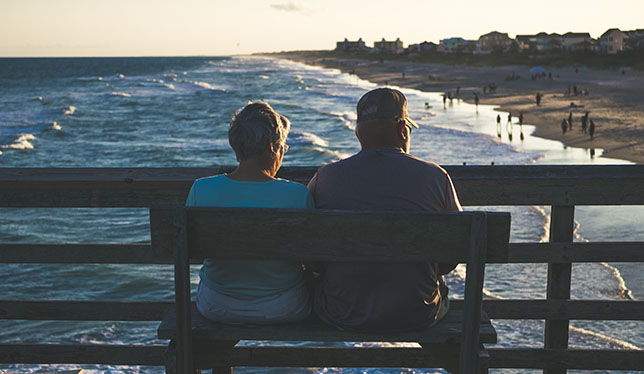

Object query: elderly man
[308,88,462,332]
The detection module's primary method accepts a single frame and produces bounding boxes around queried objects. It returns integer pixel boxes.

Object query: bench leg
[191,339,238,374]
[420,342,460,373]
[477,345,490,374]
[165,340,177,374]
[166,340,204,374]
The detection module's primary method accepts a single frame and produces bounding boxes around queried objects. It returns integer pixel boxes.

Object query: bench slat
[150,208,510,262]
[4,299,641,322]
[158,305,497,344]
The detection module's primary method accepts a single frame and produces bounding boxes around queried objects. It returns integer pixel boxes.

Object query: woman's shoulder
[190,174,229,190]
[272,178,310,193]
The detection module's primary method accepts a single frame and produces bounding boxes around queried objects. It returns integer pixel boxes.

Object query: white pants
[196,282,311,324]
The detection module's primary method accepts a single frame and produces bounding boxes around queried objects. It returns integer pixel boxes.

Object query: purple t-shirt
[308,148,462,332]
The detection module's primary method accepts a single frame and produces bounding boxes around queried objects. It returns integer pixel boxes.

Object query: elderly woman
[186,101,313,323]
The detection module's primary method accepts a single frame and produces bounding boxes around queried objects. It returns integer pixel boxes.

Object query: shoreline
[272,54,644,164]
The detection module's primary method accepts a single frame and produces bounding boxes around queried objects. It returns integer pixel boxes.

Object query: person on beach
[186,101,312,324]
[536,92,542,106]
[581,111,589,134]
[474,93,480,108]
[519,112,525,141]
[496,114,502,138]
[308,87,462,333]
[568,112,573,131]
[561,118,568,134]
[506,112,513,141]
[589,119,596,140]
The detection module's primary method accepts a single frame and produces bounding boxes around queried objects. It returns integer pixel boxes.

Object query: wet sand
[277,55,644,164]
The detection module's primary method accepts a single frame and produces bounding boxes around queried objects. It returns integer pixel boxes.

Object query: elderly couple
[186,88,462,333]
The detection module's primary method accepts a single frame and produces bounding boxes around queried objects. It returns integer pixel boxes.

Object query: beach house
[515,34,537,51]
[406,41,437,54]
[335,38,368,52]
[600,28,628,54]
[373,38,404,54]
[477,31,513,52]
[624,29,644,50]
[438,37,476,53]
[561,32,593,51]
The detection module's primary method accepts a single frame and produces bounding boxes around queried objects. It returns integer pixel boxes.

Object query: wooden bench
[153,207,511,374]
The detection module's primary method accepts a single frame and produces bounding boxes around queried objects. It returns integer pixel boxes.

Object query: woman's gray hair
[228,101,290,160]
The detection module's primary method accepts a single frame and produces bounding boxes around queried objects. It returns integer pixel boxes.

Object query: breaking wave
[63,106,76,115]
[1,133,36,150]
[110,92,131,97]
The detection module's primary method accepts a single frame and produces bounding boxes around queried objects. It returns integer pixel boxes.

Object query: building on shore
[624,29,644,49]
[335,38,368,52]
[478,31,513,52]
[406,41,437,54]
[561,32,593,51]
[439,37,477,53]
[600,28,628,54]
[515,34,537,51]
[374,38,404,54]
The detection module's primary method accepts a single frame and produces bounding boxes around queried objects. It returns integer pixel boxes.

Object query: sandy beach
[277,54,644,164]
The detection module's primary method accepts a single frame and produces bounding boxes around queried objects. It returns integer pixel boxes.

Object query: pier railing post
[544,205,575,374]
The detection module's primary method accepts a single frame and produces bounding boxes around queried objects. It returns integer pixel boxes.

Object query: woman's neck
[226,159,275,182]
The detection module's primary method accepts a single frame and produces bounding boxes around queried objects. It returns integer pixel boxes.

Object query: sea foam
[110,92,132,97]
[1,134,36,150]
[63,106,76,115]
[289,131,329,147]
[330,111,357,130]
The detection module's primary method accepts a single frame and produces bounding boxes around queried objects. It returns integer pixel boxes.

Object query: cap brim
[404,117,419,128]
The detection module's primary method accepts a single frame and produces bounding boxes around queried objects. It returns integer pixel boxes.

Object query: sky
[1,0,643,57]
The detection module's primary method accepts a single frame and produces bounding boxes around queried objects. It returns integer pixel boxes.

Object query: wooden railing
[1,165,644,372]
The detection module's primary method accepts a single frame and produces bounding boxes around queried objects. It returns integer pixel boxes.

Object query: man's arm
[438,173,462,275]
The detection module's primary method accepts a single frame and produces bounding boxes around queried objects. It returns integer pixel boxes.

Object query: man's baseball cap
[356,88,418,128]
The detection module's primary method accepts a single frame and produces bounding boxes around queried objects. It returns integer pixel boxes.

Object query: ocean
[0,56,642,373]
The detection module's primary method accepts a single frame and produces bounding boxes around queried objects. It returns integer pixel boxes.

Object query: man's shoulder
[315,153,361,174]
[400,153,449,175]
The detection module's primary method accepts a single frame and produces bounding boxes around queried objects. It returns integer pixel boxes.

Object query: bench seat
[158,304,497,344]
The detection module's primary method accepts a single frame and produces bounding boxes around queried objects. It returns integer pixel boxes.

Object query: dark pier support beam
[544,205,575,374]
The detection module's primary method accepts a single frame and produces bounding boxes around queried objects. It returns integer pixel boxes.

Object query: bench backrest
[150,207,511,262]
[150,207,511,374]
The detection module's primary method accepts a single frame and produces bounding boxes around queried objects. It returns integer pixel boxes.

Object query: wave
[289,131,329,147]
[573,221,635,300]
[163,83,175,90]
[258,75,270,80]
[190,81,217,90]
[570,324,641,350]
[110,92,132,97]
[329,111,357,130]
[181,80,226,92]
[49,121,62,131]
[63,106,76,115]
[1,134,36,150]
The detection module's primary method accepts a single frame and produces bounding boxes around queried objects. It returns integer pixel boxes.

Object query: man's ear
[396,121,408,140]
